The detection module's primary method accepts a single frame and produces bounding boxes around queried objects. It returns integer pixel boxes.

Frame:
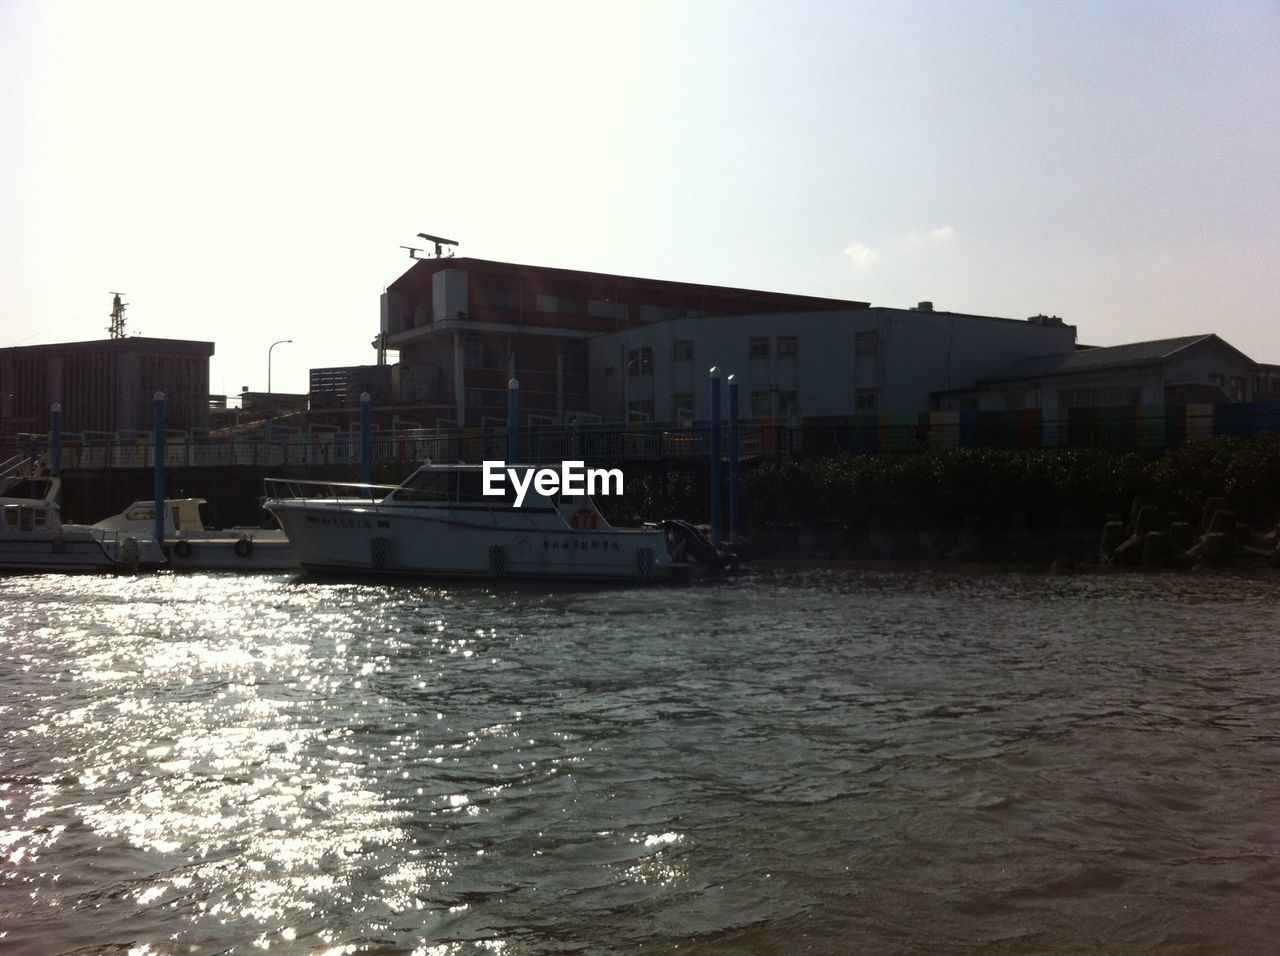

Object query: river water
[1,565,1278,954]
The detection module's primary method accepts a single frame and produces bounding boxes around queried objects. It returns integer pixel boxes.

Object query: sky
[2,0,1277,399]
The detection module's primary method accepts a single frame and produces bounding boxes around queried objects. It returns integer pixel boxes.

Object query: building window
[562,344,587,374]
[536,293,586,315]
[776,336,798,359]
[672,392,694,416]
[463,338,495,369]
[627,399,654,421]
[777,390,799,413]
[478,287,520,310]
[627,347,653,376]
[1231,376,1246,402]
[749,391,771,416]
[640,305,681,324]
[855,388,879,412]
[749,337,770,359]
[855,331,879,355]
[587,299,627,320]
[673,339,694,362]
[1057,386,1142,408]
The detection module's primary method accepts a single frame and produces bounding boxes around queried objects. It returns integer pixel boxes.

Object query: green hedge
[612,435,1280,530]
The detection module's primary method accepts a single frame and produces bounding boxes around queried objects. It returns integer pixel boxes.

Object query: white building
[941,334,1262,411]
[587,304,1078,421]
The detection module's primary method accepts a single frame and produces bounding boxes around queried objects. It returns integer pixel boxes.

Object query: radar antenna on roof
[107,292,128,339]
[400,246,424,259]
[416,233,459,258]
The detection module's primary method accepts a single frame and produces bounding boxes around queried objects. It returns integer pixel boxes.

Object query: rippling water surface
[2,565,1279,953]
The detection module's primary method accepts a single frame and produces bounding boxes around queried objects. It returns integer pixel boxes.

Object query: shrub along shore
[610,435,1280,566]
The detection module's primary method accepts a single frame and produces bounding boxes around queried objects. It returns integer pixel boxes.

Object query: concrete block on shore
[1142,531,1173,566]
[1134,505,1164,536]
[1100,521,1128,560]
[1200,496,1228,530]
[1110,533,1145,565]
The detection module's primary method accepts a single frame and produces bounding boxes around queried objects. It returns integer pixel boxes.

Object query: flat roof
[1,337,215,357]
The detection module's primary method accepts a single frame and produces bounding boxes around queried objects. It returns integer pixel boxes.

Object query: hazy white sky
[2,0,1277,397]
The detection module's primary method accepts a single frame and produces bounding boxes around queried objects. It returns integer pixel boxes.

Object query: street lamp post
[268,339,293,394]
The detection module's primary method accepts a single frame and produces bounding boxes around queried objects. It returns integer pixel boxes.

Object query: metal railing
[6,403,1280,473]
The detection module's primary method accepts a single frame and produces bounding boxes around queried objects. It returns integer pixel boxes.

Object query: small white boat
[0,459,164,573]
[93,498,297,571]
[263,463,687,582]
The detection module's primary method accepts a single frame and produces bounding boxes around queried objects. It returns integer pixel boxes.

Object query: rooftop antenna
[416,233,459,258]
[108,292,128,339]
[400,245,425,259]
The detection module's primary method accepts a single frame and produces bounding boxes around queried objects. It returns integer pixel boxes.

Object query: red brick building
[379,257,867,427]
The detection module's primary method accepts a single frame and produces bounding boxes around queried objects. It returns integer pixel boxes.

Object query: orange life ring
[571,508,598,531]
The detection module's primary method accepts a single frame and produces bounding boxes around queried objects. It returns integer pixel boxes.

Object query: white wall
[1164,340,1256,401]
[588,308,1077,420]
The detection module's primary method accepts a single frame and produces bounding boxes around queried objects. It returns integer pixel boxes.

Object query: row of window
[641,388,880,419]
[748,336,800,360]
[656,392,806,417]
[463,387,586,409]
[462,339,588,373]
[624,333,817,369]
[476,286,723,324]
[1056,387,1144,408]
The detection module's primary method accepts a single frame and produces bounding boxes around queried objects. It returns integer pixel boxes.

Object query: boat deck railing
[263,477,399,504]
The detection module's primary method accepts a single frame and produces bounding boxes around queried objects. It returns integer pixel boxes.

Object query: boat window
[455,469,520,505]
[390,470,451,502]
[455,471,488,503]
[16,506,36,532]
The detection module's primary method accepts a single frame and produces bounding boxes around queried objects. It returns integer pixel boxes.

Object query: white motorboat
[0,458,165,573]
[93,498,297,571]
[263,463,689,582]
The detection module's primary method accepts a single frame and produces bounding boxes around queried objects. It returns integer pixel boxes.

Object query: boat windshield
[387,469,532,506]
[388,470,452,502]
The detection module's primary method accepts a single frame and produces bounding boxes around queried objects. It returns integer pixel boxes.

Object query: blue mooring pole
[507,378,520,463]
[360,391,372,489]
[153,391,166,546]
[50,403,62,508]
[709,367,722,545]
[728,374,739,546]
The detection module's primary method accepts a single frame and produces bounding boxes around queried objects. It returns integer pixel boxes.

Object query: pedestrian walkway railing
[6,402,1280,471]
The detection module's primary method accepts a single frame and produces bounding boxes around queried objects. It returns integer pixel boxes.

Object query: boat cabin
[96,499,209,536]
[0,475,60,533]
[384,465,607,528]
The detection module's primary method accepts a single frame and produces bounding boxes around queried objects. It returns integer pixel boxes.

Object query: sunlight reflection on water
[2,567,1279,952]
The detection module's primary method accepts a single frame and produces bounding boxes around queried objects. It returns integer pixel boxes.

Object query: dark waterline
[2,566,1278,953]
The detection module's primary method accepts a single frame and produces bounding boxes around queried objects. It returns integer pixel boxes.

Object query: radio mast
[108,293,128,338]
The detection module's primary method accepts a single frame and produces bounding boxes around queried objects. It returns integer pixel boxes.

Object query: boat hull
[162,534,297,572]
[269,501,677,582]
[0,529,163,573]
